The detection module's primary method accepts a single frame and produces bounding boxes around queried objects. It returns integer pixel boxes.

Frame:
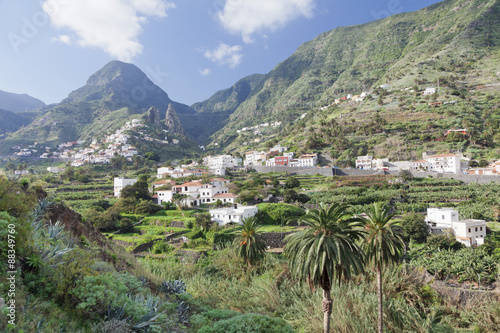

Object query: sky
[0,0,443,107]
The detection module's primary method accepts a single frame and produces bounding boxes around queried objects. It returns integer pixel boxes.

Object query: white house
[71,160,86,167]
[209,205,259,226]
[425,208,486,247]
[452,220,486,247]
[244,151,268,166]
[425,208,459,229]
[114,177,137,197]
[270,144,288,153]
[356,155,374,169]
[425,154,461,174]
[204,155,242,170]
[423,87,436,95]
[297,154,318,167]
[155,190,173,205]
[210,178,230,188]
[47,167,63,173]
[413,153,461,174]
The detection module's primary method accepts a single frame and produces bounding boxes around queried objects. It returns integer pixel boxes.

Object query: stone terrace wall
[261,231,295,249]
[253,166,500,184]
[409,171,500,184]
[253,166,333,176]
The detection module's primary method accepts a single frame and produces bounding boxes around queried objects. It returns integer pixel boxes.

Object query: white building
[425,208,459,229]
[452,220,486,247]
[244,151,268,166]
[47,167,63,173]
[270,144,288,153]
[297,154,318,167]
[204,155,242,175]
[209,205,259,226]
[425,208,486,247]
[412,153,461,174]
[423,87,437,95]
[114,177,137,197]
[155,190,174,205]
[425,154,461,174]
[356,155,374,169]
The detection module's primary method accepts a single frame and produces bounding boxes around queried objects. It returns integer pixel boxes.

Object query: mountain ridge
[0,89,45,113]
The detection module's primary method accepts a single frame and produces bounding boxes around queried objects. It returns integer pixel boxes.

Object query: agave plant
[160,279,187,295]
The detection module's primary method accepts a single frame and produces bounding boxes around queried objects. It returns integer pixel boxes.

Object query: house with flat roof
[114,177,137,197]
[209,205,258,226]
[425,207,486,247]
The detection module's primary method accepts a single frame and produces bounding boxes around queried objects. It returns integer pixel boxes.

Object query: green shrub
[185,229,205,240]
[152,240,174,254]
[256,203,305,225]
[198,313,294,333]
[135,200,163,215]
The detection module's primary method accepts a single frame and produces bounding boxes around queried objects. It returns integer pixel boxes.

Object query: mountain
[0,89,46,112]
[0,109,34,136]
[203,0,500,154]
[0,61,205,152]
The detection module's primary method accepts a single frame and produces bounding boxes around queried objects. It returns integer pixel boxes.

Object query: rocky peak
[165,103,185,136]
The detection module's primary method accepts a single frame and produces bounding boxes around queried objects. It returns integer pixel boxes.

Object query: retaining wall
[253,166,333,176]
[261,231,295,249]
[252,166,500,184]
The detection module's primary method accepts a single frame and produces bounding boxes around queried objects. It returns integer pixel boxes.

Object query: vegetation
[361,202,405,333]
[285,203,365,333]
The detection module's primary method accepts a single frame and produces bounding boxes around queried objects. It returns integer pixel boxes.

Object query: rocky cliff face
[165,103,185,136]
[146,106,162,126]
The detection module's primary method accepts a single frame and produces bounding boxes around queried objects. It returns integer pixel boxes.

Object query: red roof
[212,193,239,198]
[153,179,175,185]
[174,181,203,188]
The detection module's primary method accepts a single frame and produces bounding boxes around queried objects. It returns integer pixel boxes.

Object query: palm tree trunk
[322,288,332,333]
[377,263,383,333]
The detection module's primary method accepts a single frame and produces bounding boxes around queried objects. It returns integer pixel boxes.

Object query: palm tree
[361,202,405,333]
[233,217,267,266]
[285,203,365,333]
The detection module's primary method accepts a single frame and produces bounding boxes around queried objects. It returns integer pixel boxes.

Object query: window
[480,227,483,231]
[475,227,478,232]
[468,228,471,233]
[442,215,445,220]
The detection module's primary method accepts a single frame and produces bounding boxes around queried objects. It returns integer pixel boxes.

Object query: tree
[233,217,267,266]
[285,203,365,333]
[195,213,212,231]
[145,151,160,162]
[401,213,429,243]
[361,202,405,333]
[172,193,187,210]
[285,176,300,189]
[120,180,150,201]
[110,154,127,169]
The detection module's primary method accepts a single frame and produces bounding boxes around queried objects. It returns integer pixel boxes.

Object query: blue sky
[0,0,442,106]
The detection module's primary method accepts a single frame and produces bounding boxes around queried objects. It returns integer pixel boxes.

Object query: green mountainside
[0,61,207,153]
[0,108,35,136]
[205,0,500,161]
[0,89,45,112]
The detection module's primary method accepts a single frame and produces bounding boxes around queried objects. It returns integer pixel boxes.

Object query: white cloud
[42,0,175,61]
[217,0,315,43]
[53,34,71,44]
[203,43,242,68]
[199,68,211,76]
